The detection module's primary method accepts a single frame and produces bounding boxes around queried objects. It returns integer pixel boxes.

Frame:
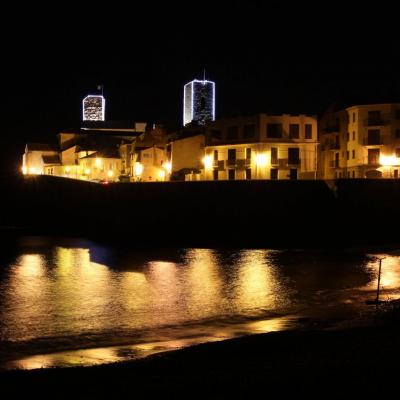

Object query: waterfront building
[318,103,400,179]
[22,143,60,175]
[183,79,215,126]
[169,114,318,180]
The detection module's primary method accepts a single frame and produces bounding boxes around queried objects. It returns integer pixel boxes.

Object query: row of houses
[22,102,400,182]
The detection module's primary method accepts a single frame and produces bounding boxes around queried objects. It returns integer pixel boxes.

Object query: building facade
[183,79,215,126]
[319,103,400,179]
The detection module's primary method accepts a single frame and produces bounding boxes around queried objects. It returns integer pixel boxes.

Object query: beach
[1,317,399,398]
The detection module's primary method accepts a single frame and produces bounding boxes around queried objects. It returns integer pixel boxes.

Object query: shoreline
[1,319,400,397]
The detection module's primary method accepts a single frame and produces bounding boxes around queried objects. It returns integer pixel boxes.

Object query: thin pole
[375,257,385,302]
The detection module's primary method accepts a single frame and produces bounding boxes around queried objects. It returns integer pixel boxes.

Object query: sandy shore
[1,319,400,398]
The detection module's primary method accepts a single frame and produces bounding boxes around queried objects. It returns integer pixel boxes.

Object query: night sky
[2,1,399,173]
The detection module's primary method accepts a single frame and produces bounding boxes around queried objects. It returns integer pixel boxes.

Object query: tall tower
[82,88,105,121]
[183,78,215,126]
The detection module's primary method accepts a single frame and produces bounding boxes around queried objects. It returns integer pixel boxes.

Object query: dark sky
[2,1,399,173]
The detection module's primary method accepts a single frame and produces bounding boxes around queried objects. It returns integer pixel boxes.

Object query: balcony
[324,125,340,133]
[213,160,225,170]
[226,159,236,167]
[363,138,384,146]
[364,118,385,127]
[329,160,340,168]
[325,141,340,150]
[287,158,301,166]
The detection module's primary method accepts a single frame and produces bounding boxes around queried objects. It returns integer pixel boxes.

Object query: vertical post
[376,258,384,302]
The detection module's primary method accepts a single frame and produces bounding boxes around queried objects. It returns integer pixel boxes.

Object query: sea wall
[1,176,399,247]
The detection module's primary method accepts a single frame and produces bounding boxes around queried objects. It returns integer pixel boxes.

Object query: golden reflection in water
[6,254,51,339]
[365,254,400,296]
[53,247,113,331]
[184,249,224,318]
[234,250,284,312]
[120,272,152,321]
[10,346,120,370]
[146,261,181,321]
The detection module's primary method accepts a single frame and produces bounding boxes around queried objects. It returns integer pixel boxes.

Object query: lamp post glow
[203,155,213,170]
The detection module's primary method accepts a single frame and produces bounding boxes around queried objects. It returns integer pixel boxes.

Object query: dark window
[227,149,236,166]
[211,129,222,139]
[228,169,235,180]
[289,169,298,180]
[368,148,380,165]
[396,129,400,138]
[305,124,312,139]
[243,124,256,139]
[396,148,400,158]
[267,123,283,138]
[352,150,355,159]
[213,170,218,180]
[289,124,299,139]
[271,147,278,164]
[214,150,218,160]
[352,171,355,178]
[245,168,251,180]
[367,129,381,145]
[270,168,278,180]
[227,126,239,140]
[245,148,251,160]
[394,170,399,178]
[346,151,349,160]
[352,131,355,140]
[227,149,236,161]
[368,110,381,125]
[346,132,350,141]
[288,148,300,165]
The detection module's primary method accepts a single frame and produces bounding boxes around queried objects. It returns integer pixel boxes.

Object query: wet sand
[1,320,399,398]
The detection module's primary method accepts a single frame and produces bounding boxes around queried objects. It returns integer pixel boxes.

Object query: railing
[329,160,339,168]
[327,142,340,150]
[364,118,386,127]
[213,160,224,169]
[363,138,384,146]
[287,158,301,166]
[324,125,340,133]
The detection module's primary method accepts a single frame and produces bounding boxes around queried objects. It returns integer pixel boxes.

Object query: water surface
[1,236,399,369]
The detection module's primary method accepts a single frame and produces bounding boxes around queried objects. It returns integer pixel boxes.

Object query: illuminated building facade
[183,79,215,126]
[82,95,105,121]
[318,103,400,179]
[167,114,318,181]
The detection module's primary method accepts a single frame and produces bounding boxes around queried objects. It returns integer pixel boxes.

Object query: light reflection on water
[0,237,399,369]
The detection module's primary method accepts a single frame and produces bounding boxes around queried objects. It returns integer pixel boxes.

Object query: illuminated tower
[183,78,215,126]
[82,88,105,121]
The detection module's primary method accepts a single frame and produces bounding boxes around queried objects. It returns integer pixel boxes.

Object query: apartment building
[200,114,318,180]
[319,103,400,179]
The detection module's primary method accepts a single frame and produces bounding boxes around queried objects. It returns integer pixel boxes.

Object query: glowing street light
[163,162,172,174]
[203,155,213,170]
[255,153,268,167]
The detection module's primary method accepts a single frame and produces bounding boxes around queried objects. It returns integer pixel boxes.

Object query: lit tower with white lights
[183,75,215,126]
[82,86,105,121]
